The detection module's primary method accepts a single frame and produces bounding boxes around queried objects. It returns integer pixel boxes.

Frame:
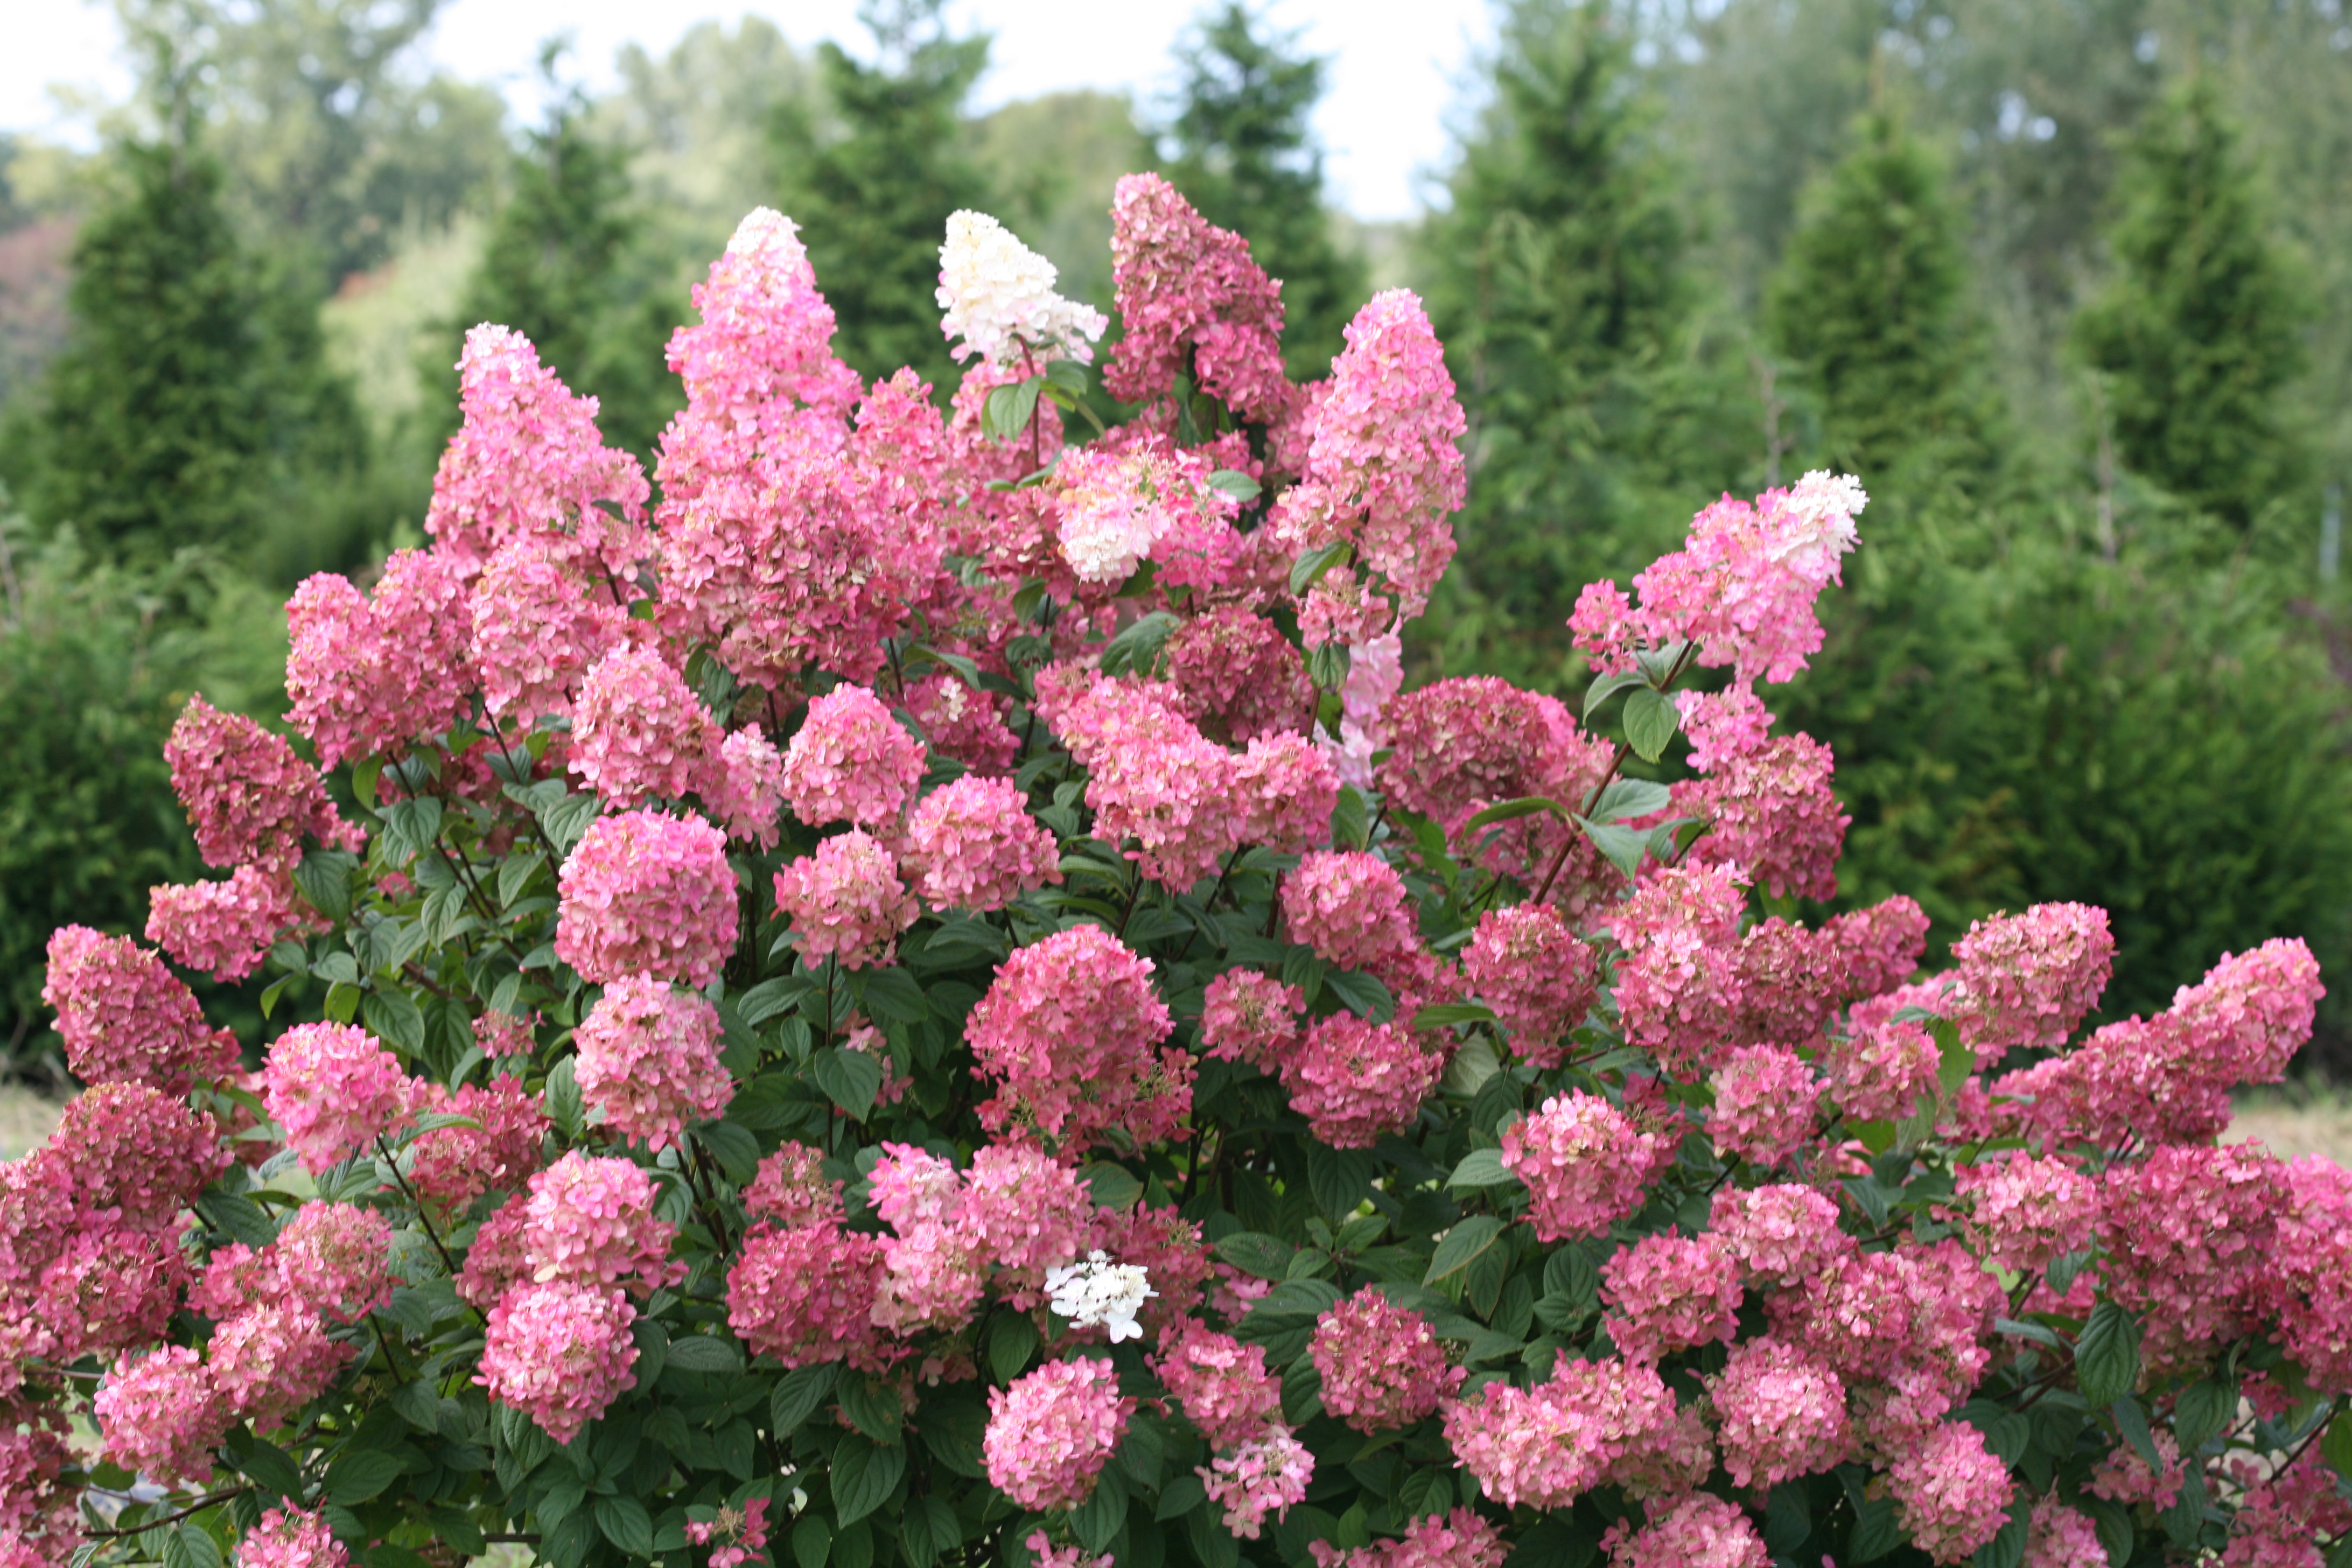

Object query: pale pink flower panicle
[1502,1091,1668,1243]
[686,1497,772,1568]
[521,1151,684,1297]
[1441,1354,1676,1509]
[725,1219,886,1371]
[777,684,927,830]
[1462,903,1598,1068]
[965,925,1189,1152]
[467,536,631,734]
[573,976,736,1150]
[94,1345,228,1487]
[1710,1183,1855,1286]
[1607,860,1749,1076]
[983,1355,1133,1511]
[712,726,788,849]
[1603,1494,1770,1568]
[261,1022,414,1175]
[148,864,326,983]
[1199,970,1306,1069]
[568,643,723,808]
[408,1076,548,1209]
[1309,1509,1509,1568]
[1168,606,1314,745]
[772,830,919,969]
[901,775,1061,913]
[285,549,472,768]
[1105,173,1291,424]
[235,1504,352,1568]
[555,810,737,987]
[41,1080,226,1228]
[43,925,239,1091]
[1282,850,1419,971]
[1948,1151,2096,1273]
[1199,1424,1314,1538]
[1885,1421,2014,1565]
[1672,732,1847,902]
[165,694,348,873]
[1598,1229,1742,1363]
[1151,1318,1282,1450]
[1709,1336,1852,1491]
[743,1142,844,1229]
[1945,903,2115,1063]
[2021,1496,2108,1568]
[1310,1286,1464,1433]
[1708,1044,1822,1168]
[475,1279,639,1443]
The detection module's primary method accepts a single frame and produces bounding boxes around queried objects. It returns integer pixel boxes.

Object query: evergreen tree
[1767,107,2001,491]
[445,65,679,463]
[2075,74,2308,533]
[769,0,992,389]
[1414,0,1709,687]
[1163,3,1366,379]
[22,139,367,566]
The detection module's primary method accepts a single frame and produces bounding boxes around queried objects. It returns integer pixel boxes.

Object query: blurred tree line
[0,0,2347,1072]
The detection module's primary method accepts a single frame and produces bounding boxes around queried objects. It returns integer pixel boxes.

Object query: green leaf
[2075,1302,2143,1409]
[363,990,425,1056]
[773,1364,839,1434]
[1589,778,1672,822]
[1080,1161,1145,1212]
[1215,1231,1296,1282]
[1447,1149,1517,1191]
[850,967,929,1024]
[543,1055,582,1139]
[738,976,810,1026]
[2174,1374,2237,1454]
[595,1497,654,1557]
[898,1496,960,1566]
[1931,1017,1973,1105]
[233,1435,304,1501]
[1306,640,1351,691]
[1579,669,1649,722]
[2111,1392,2161,1471]
[1098,611,1179,678]
[293,848,356,923]
[1306,1145,1373,1221]
[1572,815,1648,881]
[664,1333,744,1376]
[1412,1001,1498,1031]
[1426,1216,1505,1285]
[1207,468,1262,502]
[1330,784,1370,852]
[2323,1406,2352,1482]
[836,1371,904,1446]
[1289,540,1352,596]
[698,1121,763,1185]
[1622,687,1681,762]
[987,1310,1040,1384]
[812,1047,884,1121]
[793,1515,831,1568]
[1069,1471,1128,1552]
[1459,795,1566,834]
[1847,1494,1902,1563]
[919,1393,988,1478]
[829,1435,903,1525]
[324,1448,404,1504]
[201,1191,280,1249]
[1154,1473,1208,1520]
[164,1524,222,1568]
[1322,968,1394,1021]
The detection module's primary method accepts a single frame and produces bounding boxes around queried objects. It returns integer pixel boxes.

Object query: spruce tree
[1163,3,1366,379]
[2075,74,2307,533]
[1767,107,2001,492]
[445,69,678,463]
[25,139,366,565]
[769,0,992,389]
[1413,0,1701,687]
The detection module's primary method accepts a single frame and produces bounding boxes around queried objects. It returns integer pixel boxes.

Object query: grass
[0,1080,68,1160]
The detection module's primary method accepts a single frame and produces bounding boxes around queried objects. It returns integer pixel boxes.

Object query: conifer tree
[445,66,678,463]
[1164,3,1366,379]
[24,139,366,564]
[1767,107,2001,491]
[1413,0,1702,686]
[769,0,992,389]
[2075,74,2307,533]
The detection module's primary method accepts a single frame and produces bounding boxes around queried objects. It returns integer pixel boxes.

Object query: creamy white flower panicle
[727,207,808,269]
[1055,447,1181,585]
[1768,470,1870,578]
[936,210,1108,366]
[1045,1250,1156,1343]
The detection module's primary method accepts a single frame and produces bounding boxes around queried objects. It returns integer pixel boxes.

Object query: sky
[2,0,1497,221]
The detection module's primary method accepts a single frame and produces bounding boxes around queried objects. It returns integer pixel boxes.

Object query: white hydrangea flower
[727,207,807,268]
[1055,449,1179,585]
[1768,470,1869,578]
[937,210,1108,367]
[1045,1249,1156,1344]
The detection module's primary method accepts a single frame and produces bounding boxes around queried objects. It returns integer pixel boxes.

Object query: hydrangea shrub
[9,177,2350,1568]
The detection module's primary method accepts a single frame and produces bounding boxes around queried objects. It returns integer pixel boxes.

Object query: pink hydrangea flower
[1599,1229,1742,1363]
[2084,1428,2183,1508]
[40,1081,225,1228]
[94,1346,228,1486]
[1948,1152,2096,1273]
[772,830,919,968]
[984,1355,1132,1511]
[1944,903,2115,1062]
[1199,1424,1314,1539]
[1151,1319,1282,1449]
[966,925,1188,1152]
[712,726,787,849]
[1709,1044,1822,1168]
[2096,1143,2279,1370]
[1462,904,1597,1068]
[1105,173,1291,423]
[1608,860,1749,1075]
[165,694,348,873]
[285,549,473,768]
[1235,732,1341,856]
[1604,1494,1769,1568]
[234,1504,352,1568]
[903,674,1019,776]
[148,865,326,983]
[1711,1183,1855,1286]
[43,925,239,1091]
[1311,1287,1464,1433]
[1280,1013,1444,1149]
[743,1142,843,1229]
[476,1280,639,1443]
[261,1023,414,1175]
[1199,970,1305,1069]
[1308,1509,1509,1568]
[271,1202,395,1324]
[33,1225,191,1363]
[522,1151,683,1297]
[208,1303,347,1429]
[573,976,736,1150]
[1885,1422,2013,1565]
[2022,1496,2108,1568]
[408,1077,548,1209]
[1282,850,1418,971]
[1672,732,1847,902]
[1710,1336,1852,1490]
[1379,678,1612,892]
[956,1143,1092,1305]
[555,809,737,986]
[1503,1091,1668,1243]
[1024,1534,1110,1568]
[1442,1354,1676,1509]
[569,644,722,808]
[1072,685,1242,890]
[726,1220,886,1370]
[901,776,1062,912]
[1168,606,1314,745]
[1823,1018,1940,1123]
[467,537,631,735]
[777,684,927,829]
[685,1498,771,1568]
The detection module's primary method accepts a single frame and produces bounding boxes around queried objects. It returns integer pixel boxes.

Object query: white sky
[3,0,1495,220]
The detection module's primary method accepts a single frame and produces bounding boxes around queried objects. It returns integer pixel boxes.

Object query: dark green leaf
[738,976,810,1026]
[201,1191,280,1249]
[1206,468,1261,502]
[1330,785,1370,852]
[1507,1516,1595,1568]
[1289,540,1352,596]
[794,1514,831,1568]
[2160,1464,2207,1548]
[2075,1303,2143,1409]
[324,1448,404,1504]
[1155,1473,1208,1520]
[1306,1145,1373,1221]
[2323,1407,2352,1482]
[1412,1001,1498,1031]
[851,967,928,1024]
[1580,669,1649,723]
[898,1496,960,1566]
[234,1435,304,1501]
[1447,1149,1517,1191]
[363,990,425,1056]
[1079,1161,1144,1212]
[664,1333,744,1376]
[1460,795,1566,834]
[1426,1216,1505,1284]
[1622,687,1680,762]
[836,1371,904,1446]
[595,1496,654,1557]
[1215,1231,1296,1282]
[697,1121,763,1185]
[1306,640,1350,691]
[1068,1470,1128,1551]
[1848,1494,1902,1563]
[829,1436,904,1525]
[812,1047,884,1121]
[1322,968,1393,1021]
[773,1364,838,1434]
[1590,778,1671,822]
[2175,1375,2237,1454]
[164,1523,222,1568]
[1573,813,1650,881]
[543,1056,582,1139]
[987,1310,1040,1384]
[2111,1392,2161,1471]
[1098,612,1179,678]
[293,849,356,923]
[919,1394,987,1478]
